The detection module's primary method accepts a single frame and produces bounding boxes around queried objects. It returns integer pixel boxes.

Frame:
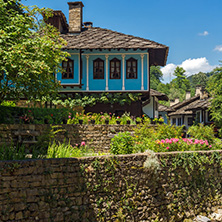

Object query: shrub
[47,141,94,158]
[134,122,183,142]
[0,144,27,160]
[0,105,77,124]
[187,124,216,144]
[110,132,134,155]
[154,138,217,152]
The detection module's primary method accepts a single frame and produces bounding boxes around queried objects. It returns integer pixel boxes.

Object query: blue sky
[21,0,222,82]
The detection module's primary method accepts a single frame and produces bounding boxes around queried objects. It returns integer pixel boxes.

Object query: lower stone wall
[1,151,222,221]
[0,124,135,153]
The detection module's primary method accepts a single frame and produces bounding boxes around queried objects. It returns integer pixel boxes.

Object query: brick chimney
[68,2,84,33]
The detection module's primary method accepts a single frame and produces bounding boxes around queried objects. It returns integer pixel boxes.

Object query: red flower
[51,114,53,117]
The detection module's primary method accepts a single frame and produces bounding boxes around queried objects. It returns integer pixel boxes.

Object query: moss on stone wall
[0,151,222,221]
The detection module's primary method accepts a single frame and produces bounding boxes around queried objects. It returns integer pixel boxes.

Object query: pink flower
[209,145,212,148]
[68,115,71,119]
[76,144,78,146]
[81,141,85,146]
[28,110,32,113]
[166,147,169,150]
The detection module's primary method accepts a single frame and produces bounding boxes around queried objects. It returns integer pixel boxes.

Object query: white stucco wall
[142,96,158,119]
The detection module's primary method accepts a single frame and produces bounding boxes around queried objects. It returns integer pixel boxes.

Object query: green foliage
[0,106,76,124]
[0,0,69,103]
[207,66,222,128]
[172,67,190,90]
[110,132,134,155]
[187,124,216,144]
[53,92,142,108]
[150,66,163,90]
[0,101,16,107]
[189,72,208,89]
[0,142,46,160]
[0,144,27,160]
[135,121,183,141]
[47,141,94,158]
[67,111,136,125]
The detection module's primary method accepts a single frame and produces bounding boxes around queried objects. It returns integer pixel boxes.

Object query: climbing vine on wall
[52,92,142,108]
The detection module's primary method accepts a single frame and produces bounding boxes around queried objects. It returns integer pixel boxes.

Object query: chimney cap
[84,22,93,28]
[68,2,84,7]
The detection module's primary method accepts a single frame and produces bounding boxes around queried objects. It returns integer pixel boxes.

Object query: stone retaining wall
[0,124,135,153]
[1,151,222,221]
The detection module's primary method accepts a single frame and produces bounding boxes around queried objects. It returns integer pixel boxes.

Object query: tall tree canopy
[171,66,190,90]
[0,0,68,103]
[207,66,222,129]
[150,66,163,90]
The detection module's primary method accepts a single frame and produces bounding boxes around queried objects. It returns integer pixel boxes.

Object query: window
[196,111,201,123]
[126,58,137,79]
[206,111,212,122]
[93,58,104,79]
[62,58,74,79]
[178,117,182,126]
[188,117,193,126]
[172,118,176,125]
[110,58,121,79]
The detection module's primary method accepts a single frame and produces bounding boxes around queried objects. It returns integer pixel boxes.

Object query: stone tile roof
[170,95,200,110]
[61,27,169,66]
[150,89,168,101]
[158,104,172,112]
[185,97,211,111]
[168,99,201,116]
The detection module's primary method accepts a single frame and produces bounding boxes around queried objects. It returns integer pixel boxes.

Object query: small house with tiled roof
[166,86,212,128]
[46,2,169,116]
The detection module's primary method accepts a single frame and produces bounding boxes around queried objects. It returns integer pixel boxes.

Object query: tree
[171,66,190,91]
[190,72,208,89]
[0,0,69,103]
[150,66,163,90]
[4,0,23,14]
[207,66,222,129]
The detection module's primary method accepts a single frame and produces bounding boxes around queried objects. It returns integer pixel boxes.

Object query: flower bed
[110,122,222,155]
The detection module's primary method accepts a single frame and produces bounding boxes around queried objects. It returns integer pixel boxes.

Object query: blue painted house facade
[47,2,169,116]
[57,49,149,92]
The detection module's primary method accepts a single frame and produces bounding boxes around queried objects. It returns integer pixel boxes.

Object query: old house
[46,2,169,116]
[142,89,168,119]
[166,86,212,128]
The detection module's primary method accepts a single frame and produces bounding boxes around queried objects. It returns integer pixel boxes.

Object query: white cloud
[199,31,209,36]
[214,45,222,52]
[161,63,176,83]
[161,57,216,83]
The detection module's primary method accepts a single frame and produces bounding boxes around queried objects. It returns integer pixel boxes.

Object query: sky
[21,0,222,83]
